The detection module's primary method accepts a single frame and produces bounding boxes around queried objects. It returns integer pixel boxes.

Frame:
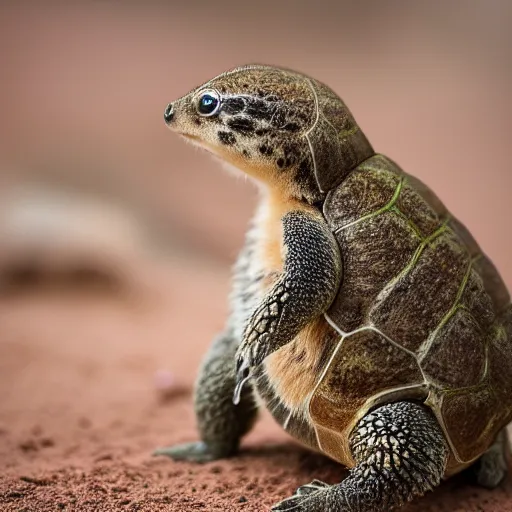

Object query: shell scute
[309,328,425,465]
[449,217,510,312]
[474,255,511,313]
[440,387,499,463]
[401,172,449,220]
[369,230,470,353]
[488,308,512,404]
[397,179,444,238]
[327,211,420,333]
[421,308,486,389]
[458,269,496,331]
[323,162,400,230]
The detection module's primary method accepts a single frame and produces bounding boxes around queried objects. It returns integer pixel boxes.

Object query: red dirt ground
[1,256,512,512]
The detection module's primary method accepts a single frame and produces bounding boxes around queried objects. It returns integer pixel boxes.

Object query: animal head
[165,65,373,203]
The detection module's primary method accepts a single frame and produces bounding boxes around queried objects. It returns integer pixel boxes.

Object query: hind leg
[472,429,509,489]
[154,330,258,462]
[272,401,448,512]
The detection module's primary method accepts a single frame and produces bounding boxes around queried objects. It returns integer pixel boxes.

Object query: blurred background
[1,0,512,500]
[1,1,511,273]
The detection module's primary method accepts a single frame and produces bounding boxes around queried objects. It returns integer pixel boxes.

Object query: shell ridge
[333,177,404,235]
[308,335,345,454]
[363,325,418,360]
[426,392,463,462]
[304,79,323,193]
[369,219,450,314]
[418,257,474,361]
[390,204,423,239]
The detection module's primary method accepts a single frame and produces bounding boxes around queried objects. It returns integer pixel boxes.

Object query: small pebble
[154,369,189,402]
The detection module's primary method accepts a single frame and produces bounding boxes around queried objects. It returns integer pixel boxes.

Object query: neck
[257,186,318,217]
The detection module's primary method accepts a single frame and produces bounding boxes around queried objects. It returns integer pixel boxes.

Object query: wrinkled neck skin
[221,159,314,200]
[183,131,316,205]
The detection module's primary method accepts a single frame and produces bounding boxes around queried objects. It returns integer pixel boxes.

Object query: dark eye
[197,90,221,116]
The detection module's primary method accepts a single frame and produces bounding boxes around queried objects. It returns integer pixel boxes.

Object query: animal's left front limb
[235,209,341,396]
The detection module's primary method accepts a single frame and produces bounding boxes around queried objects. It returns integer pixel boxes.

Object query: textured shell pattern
[309,153,512,471]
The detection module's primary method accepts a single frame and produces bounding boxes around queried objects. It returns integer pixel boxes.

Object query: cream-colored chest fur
[263,318,333,420]
[232,191,334,421]
[228,191,286,341]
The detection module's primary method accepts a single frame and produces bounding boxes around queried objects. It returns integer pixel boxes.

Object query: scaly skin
[273,402,449,512]
[472,429,509,489]
[154,223,263,461]
[154,329,258,462]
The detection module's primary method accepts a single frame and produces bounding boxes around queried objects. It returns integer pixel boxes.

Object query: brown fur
[258,191,319,278]
[264,317,333,412]
[254,190,335,416]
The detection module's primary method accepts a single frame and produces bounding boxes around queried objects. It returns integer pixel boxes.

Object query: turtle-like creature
[156,65,512,511]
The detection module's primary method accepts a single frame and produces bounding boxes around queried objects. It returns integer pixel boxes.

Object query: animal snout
[164,103,174,124]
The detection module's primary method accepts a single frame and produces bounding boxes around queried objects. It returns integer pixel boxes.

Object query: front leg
[272,401,449,511]
[234,209,341,399]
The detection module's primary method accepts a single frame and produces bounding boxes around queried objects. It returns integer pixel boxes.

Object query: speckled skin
[273,402,448,512]
[156,65,512,511]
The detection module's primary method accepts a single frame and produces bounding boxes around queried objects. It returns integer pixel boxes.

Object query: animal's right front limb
[154,330,258,462]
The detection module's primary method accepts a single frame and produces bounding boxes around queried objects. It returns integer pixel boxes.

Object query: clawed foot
[235,336,263,375]
[272,480,331,511]
[153,441,223,463]
[233,352,252,405]
[234,305,273,379]
[233,338,263,405]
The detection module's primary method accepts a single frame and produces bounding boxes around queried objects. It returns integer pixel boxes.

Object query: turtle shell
[309,154,512,472]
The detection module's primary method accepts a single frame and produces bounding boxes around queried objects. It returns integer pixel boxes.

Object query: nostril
[164,103,174,124]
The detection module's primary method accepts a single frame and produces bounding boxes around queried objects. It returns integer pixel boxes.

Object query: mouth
[168,125,224,159]
[177,132,218,155]
[175,131,209,147]
[180,133,201,142]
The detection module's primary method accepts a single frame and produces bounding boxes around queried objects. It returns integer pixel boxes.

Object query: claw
[296,480,329,496]
[233,356,251,405]
[271,480,330,510]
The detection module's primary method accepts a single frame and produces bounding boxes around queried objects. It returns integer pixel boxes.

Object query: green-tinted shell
[310,154,512,472]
